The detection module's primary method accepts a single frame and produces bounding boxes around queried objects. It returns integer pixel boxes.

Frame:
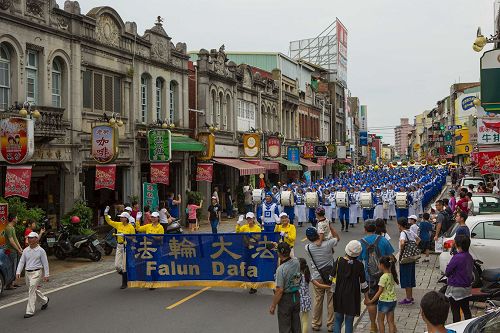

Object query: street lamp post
[10,101,41,120]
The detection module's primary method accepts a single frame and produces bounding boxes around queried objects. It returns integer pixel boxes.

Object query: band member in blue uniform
[256,192,280,232]
[373,188,384,219]
[395,186,413,220]
[337,185,350,232]
[282,186,296,225]
[362,186,375,221]
[295,187,307,227]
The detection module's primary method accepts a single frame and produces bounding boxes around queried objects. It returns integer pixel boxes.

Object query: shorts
[419,240,431,251]
[378,301,397,313]
[188,219,197,224]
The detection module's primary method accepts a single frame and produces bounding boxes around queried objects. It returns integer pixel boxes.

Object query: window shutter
[94,73,103,110]
[83,70,92,108]
[104,75,113,111]
[114,77,121,114]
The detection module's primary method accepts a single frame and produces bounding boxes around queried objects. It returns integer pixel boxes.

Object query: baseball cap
[118,212,131,219]
[345,240,362,257]
[124,207,132,212]
[305,227,318,238]
[279,212,288,218]
[408,215,418,221]
[28,231,39,238]
[151,212,160,218]
[245,212,255,219]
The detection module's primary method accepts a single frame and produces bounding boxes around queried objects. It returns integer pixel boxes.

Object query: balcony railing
[1,105,68,139]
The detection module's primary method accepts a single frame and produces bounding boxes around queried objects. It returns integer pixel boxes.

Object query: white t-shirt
[410,224,419,238]
[399,230,417,249]
[159,208,168,224]
[493,186,499,194]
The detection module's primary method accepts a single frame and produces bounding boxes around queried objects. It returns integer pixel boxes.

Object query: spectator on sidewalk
[408,215,419,238]
[454,211,470,238]
[455,192,469,215]
[398,218,418,305]
[167,193,182,219]
[434,200,452,243]
[2,213,23,290]
[465,192,474,216]
[359,220,395,333]
[298,258,313,333]
[448,190,456,212]
[24,219,44,248]
[420,291,453,333]
[207,196,221,234]
[375,218,390,241]
[244,185,254,213]
[130,201,140,220]
[187,198,203,232]
[445,235,473,323]
[418,213,433,262]
[225,187,234,218]
[332,240,369,333]
[143,206,152,225]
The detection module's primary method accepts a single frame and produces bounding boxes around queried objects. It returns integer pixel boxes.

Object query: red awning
[316,157,327,166]
[213,158,266,176]
[300,158,322,171]
[244,159,279,173]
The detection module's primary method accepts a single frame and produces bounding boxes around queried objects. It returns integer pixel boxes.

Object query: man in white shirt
[16,232,50,318]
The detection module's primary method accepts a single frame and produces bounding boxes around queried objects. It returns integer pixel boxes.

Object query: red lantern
[71,216,81,224]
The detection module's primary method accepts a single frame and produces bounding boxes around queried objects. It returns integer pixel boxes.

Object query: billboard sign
[0,117,35,164]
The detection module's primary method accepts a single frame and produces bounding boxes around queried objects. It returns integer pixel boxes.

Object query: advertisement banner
[150,163,170,185]
[0,203,8,246]
[304,171,312,184]
[267,137,281,158]
[196,163,213,182]
[95,164,116,190]
[455,144,472,155]
[360,131,368,146]
[0,117,34,164]
[125,233,279,288]
[148,129,171,162]
[477,118,500,145]
[197,133,215,160]
[303,142,314,159]
[314,145,328,157]
[287,146,300,164]
[336,19,348,84]
[336,145,347,159]
[143,182,159,212]
[359,106,368,131]
[454,129,470,146]
[5,165,32,198]
[480,49,500,114]
[242,133,261,158]
[327,144,336,158]
[478,151,500,175]
[91,125,118,164]
[455,94,477,127]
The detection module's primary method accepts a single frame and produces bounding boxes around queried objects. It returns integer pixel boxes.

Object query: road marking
[301,237,307,242]
[165,287,212,310]
[0,270,115,310]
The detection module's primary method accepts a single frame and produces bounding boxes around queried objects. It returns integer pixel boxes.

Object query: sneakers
[41,298,49,310]
[24,314,34,319]
[398,298,414,305]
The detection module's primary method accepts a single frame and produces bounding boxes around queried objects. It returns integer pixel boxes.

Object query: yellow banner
[455,144,472,155]
[454,129,470,147]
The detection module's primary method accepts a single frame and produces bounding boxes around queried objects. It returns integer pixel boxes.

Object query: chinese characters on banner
[267,137,281,158]
[5,165,32,198]
[477,118,500,145]
[142,182,159,211]
[303,142,314,159]
[478,151,500,175]
[196,163,213,182]
[91,125,118,163]
[242,133,261,158]
[95,164,116,190]
[150,163,170,185]
[0,203,8,246]
[124,233,280,288]
[287,146,300,164]
[0,117,34,164]
[148,129,171,162]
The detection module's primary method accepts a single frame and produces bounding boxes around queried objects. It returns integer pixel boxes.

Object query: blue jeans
[210,219,219,234]
[363,209,374,221]
[338,207,349,226]
[396,208,408,221]
[333,312,354,333]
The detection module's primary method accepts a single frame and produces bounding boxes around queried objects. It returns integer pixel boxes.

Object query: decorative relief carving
[26,0,44,18]
[0,0,12,11]
[151,42,168,61]
[95,14,120,47]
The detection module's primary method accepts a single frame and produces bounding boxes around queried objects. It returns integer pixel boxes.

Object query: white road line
[0,270,115,310]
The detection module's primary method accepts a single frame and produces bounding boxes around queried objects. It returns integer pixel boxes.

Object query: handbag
[307,244,333,285]
[399,231,421,264]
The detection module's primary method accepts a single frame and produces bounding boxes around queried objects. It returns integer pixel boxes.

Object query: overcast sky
[77,0,495,144]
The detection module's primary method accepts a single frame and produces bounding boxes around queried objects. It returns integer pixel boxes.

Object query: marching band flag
[5,165,32,198]
[150,163,170,185]
[95,164,116,190]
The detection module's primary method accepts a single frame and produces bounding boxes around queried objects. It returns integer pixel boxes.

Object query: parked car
[433,304,500,333]
[439,214,500,275]
[460,176,485,189]
[0,247,16,296]
[471,194,500,214]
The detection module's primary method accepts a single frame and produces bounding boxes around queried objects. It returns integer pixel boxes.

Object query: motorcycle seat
[482,268,500,282]
[70,235,89,242]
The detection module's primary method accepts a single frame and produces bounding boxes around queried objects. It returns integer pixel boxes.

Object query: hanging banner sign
[0,117,34,164]
[303,142,314,159]
[95,164,116,190]
[150,163,170,185]
[287,146,300,164]
[197,133,215,160]
[196,163,213,182]
[143,182,159,212]
[242,133,261,158]
[148,129,171,162]
[314,145,328,157]
[0,203,8,246]
[478,151,500,175]
[477,118,500,145]
[267,137,281,158]
[327,144,336,158]
[125,232,280,288]
[91,125,118,164]
[5,165,32,198]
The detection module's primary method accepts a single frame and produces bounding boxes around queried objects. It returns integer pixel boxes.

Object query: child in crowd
[298,258,312,333]
[420,291,455,333]
[418,213,433,262]
[187,198,203,232]
[366,256,399,333]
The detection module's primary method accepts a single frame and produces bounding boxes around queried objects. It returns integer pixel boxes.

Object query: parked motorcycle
[39,218,59,256]
[161,219,183,234]
[102,229,117,256]
[53,226,103,262]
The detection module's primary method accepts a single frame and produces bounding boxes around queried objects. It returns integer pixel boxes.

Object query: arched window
[0,43,10,111]
[219,92,225,129]
[140,74,149,123]
[26,49,38,103]
[156,78,164,121]
[52,59,62,107]
[267,106,272,132]
[169,81,178,123]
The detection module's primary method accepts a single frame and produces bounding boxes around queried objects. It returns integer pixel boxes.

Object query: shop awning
[171,135,205,152]
[337,158,353,164]
[300,158,322,171]
[272,157,303,171]
[213,158,265,176]
[317,157,327,166]
[244,159,279,173]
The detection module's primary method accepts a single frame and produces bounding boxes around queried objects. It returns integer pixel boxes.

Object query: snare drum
[383,202,389,210]
[280,191,295,207]
[252,189,264,204]
[305,192,319,208]
[335,192,348,208]
[396,192,408,209]
[360,192,374,209]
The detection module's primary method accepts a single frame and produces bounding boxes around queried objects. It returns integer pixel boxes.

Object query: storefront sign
[242,133,261,158]
[327,144,336,158]
[5,165,32,198]
[267,137,281,158]
[150,163,170,185]
[455,144,472,155]
[196,163,213,182]
[480,49,500,114]
[287,146,300,164]
[314,145,328,157]
[0,203,8,246]
[95,164,116,190]
[478,151,500,175]
[336,145,347,159]
[478,118,500,145]
[91,125,118,164]
[197,133,215,160]
[143,182,159,212]
[303,142,314,159]
[148,129,171,162]
[0,117,34,164]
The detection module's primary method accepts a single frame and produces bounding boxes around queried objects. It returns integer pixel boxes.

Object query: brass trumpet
[421,159,428,166]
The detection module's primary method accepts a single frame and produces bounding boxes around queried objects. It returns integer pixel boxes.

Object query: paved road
[0,218,402,333]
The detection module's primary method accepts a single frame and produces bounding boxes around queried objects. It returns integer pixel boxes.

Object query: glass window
[484,196,500,203]
[51,60,62,107]
[169,81,177,123]
[82,70,92,108]
[0,44,10,111]
[156,79,163,121]
[484,221,500,240]
[471,223,485,239]
[141,76,148,123]
[26,50,38,103]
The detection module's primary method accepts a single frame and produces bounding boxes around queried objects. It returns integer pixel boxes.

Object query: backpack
[360,235,382,280]
[439,210,453,236]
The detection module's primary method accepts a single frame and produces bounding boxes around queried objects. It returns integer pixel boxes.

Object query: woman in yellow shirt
[104,206,136,289]
[135,211,164,234]
[236,212,262,233]
[274,212,297,254]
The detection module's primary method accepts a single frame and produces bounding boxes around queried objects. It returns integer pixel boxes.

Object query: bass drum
[335,192,348,208]
[360,192,374,208]
[281,191,295,207]
[396,192,408,209]
[305,192,319,208]
[383,201,389,210]
[252,189,264,204]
